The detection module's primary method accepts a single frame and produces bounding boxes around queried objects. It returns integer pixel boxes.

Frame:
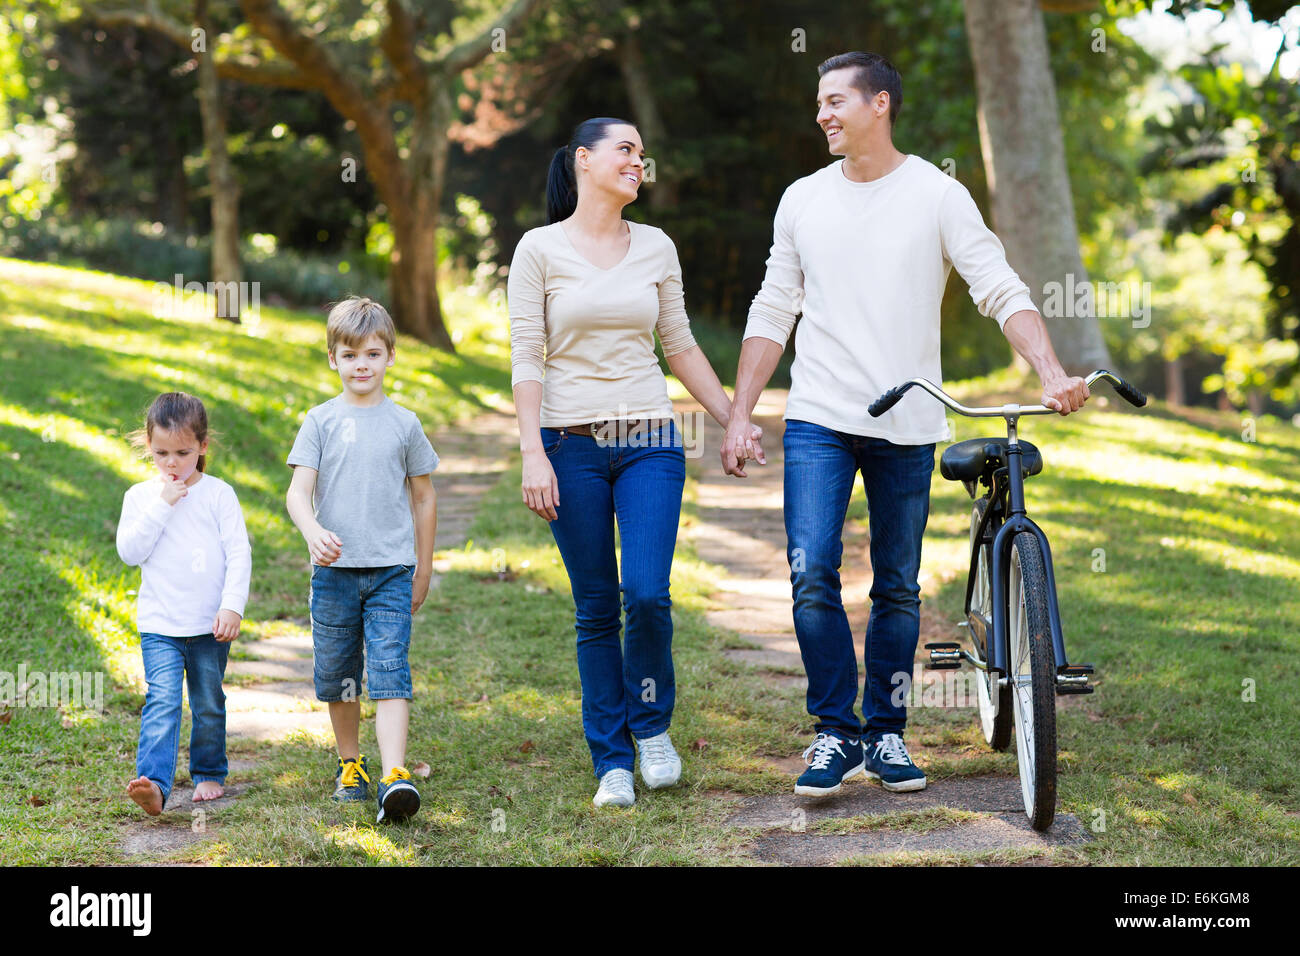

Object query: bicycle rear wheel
[970,498,1012,750]
[1008,531,1057,831]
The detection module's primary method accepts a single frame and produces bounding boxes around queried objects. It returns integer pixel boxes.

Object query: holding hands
[721,417,766,477]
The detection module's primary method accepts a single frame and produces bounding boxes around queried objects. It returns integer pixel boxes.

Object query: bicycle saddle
[940,438,1042,483]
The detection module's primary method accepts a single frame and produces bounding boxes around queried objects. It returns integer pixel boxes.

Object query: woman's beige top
[508,220,697,426]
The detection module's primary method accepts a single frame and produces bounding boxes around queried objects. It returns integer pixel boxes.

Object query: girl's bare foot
[127,776,164,815]
[192,781,224,802]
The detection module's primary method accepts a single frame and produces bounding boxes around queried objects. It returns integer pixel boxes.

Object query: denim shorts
[309,564,413,701]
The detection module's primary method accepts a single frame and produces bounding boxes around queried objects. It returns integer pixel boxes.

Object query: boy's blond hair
[326,296,397,355]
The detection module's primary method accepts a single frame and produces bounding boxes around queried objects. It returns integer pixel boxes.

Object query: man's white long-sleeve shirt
[743,155,1036,443]
[116,473,251,636]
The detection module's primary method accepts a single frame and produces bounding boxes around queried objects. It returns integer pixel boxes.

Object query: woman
[508,117,760,807]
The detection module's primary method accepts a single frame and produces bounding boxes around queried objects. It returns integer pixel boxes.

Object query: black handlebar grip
[869,384,910,417]
[1112,378,1147,407]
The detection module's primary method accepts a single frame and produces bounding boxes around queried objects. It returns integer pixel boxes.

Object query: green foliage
[1115,0,1300,391]
[460,0,1156,381]
[9,0,1294,395]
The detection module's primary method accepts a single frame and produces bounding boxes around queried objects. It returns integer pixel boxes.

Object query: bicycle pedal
[1056,664,1095,695]
[925,642,962,669]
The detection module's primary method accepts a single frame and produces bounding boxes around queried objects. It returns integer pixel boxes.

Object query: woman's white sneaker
[593,768,636,807]
[635,731,682,789]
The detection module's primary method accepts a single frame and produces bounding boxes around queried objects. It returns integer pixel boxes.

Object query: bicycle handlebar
[868,370,1147,419]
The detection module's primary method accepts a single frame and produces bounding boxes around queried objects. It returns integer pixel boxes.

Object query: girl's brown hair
[129,392,212,472]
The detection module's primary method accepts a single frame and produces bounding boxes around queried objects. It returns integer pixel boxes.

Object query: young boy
[285,296,438,823]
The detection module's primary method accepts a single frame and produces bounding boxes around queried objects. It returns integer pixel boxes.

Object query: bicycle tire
[970,498,1012,750]
[1009,531,1057,831]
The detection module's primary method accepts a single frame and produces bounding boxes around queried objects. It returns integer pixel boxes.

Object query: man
[721,52,1089,797]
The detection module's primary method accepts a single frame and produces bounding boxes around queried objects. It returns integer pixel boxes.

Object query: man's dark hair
[817,52,903,126]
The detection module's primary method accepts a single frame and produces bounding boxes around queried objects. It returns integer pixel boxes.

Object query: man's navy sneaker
[864,732,927,792]
[794,732,865,796]
[376,767,421,823]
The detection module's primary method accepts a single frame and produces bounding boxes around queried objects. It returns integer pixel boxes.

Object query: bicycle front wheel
[970,498,1011,750]
[1008,531,1057,831]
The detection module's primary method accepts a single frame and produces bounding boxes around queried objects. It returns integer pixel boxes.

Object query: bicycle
[868,370,1147,830]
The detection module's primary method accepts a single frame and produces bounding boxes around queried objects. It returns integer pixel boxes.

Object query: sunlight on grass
[1153,771,1199,792]
[54,558,141,688]
[1180,537,1300,582]
[1126,806,1171,829]
[0,404,143,483]
[492,687,574,721]
[325,825,421,864]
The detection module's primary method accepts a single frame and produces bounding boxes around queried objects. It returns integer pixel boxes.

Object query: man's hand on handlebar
[1039,372,1090,416]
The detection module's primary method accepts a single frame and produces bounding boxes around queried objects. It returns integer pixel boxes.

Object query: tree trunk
[962,0,1111,375]
[388,209,453,351]
[385,84,455,352]
[618,28,677,211]
[1164,355,1186,406]
[196,0,242,322]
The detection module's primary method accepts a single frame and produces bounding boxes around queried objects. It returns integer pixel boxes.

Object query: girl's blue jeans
[783,419,935,741]
[541,422,685,779]
[136,632,230,805]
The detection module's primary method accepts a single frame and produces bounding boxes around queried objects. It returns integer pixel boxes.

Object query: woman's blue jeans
[541,421,685,778]
[783,420,935,740]
[136,632,230,805]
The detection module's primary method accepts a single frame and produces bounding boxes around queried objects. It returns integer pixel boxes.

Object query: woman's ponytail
[545,117,637,225]
[546,146,576,224]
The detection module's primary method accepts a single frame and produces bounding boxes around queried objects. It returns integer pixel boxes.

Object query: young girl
[116,392,251,815]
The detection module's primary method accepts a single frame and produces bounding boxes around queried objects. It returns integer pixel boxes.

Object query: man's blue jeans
[783,419,935,740]
[137,632,230,805]
[541,422,684,778]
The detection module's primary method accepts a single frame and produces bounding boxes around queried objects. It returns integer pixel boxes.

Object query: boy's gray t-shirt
[287,395,439,568]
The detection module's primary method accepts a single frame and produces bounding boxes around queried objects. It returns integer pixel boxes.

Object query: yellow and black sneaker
[333,754,371,802]
[376,766,420,823]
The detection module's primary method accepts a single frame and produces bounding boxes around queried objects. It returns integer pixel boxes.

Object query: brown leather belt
[561,418,670,437]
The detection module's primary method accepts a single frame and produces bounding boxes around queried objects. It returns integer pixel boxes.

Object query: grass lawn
[1,258,1297,865]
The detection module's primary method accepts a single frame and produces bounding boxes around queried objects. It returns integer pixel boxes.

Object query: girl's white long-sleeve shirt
[743,155,1037,443]
[116,473,252,636]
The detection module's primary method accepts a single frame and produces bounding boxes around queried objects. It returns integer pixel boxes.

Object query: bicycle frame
[967,437,1071,678]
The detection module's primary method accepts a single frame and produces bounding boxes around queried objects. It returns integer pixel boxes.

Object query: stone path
[679,392,1087,863]
[119,408,520,860]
